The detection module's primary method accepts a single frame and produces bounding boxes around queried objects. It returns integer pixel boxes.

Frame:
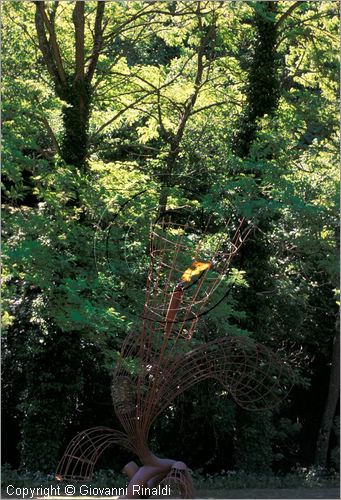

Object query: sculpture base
[121,460,194,499]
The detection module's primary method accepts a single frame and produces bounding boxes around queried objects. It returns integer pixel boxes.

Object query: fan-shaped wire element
[56,212,294,498]
[56,427,131,482]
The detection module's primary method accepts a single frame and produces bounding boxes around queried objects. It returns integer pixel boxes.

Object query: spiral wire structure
[56,214,293,497]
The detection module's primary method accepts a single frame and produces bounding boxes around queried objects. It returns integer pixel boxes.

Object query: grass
[191,467,340,490]
[1,464,339,498]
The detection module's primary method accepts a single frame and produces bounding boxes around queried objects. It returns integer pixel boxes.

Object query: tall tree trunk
[59,1,90,171]
[232,1,280,334]
[314,317,340,466]
[231,3,280,471]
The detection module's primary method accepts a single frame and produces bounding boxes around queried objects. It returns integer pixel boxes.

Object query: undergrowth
[2,463,339,495]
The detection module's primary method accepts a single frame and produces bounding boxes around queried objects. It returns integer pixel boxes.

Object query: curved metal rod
[55,427,131,482]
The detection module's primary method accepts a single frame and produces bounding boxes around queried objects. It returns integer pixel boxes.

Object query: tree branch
[34,3,61,88]
[35,1,66,85]
[102,4,156,42]
[39,115,61,155]
[275,1,306,30]
[49,1,59,25]
[90,90,155,140]
[157,7,217,212]
[73,1,85,82]
[6,10,40,50]
[86,1,105,82]
[172,20,216,148]
[18,107,61,156]
[191,98,241,116]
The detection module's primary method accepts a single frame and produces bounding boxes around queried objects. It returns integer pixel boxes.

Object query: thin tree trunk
[314,318,340,466]
[157,12,215,213]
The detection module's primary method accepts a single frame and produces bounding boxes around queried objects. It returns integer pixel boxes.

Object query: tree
[34,1,104,170]
[315,320,340,466]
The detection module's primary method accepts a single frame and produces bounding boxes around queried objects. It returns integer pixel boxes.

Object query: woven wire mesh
[56,211,294,497]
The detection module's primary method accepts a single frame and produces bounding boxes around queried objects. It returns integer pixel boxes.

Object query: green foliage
[234,411,274,474]
[192,466,339,490]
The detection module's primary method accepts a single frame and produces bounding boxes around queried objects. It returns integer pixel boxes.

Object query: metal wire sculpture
[56,211,293,498]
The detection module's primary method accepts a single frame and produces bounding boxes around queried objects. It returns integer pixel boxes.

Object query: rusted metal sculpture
[56,210,293,498]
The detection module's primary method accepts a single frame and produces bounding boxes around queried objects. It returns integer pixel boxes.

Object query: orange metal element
[181,261,211,282]
[165,284,184,336]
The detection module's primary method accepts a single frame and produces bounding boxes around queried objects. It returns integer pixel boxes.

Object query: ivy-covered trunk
[231,1,280,472]
[233,1,279,158]
[60,80,92,171]
[232,1,280,333]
